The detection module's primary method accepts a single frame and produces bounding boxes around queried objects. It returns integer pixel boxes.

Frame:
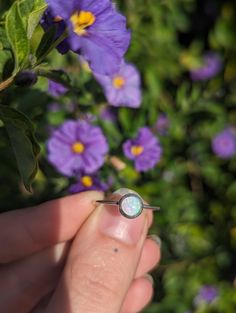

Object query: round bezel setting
[119,193,143,218]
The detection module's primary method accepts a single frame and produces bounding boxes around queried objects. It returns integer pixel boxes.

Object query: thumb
[46,189,150,313]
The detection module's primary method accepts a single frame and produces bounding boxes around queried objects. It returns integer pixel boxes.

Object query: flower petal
[46,0,75,18]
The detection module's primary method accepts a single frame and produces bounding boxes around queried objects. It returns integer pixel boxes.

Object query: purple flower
[69,172,108,193]
[95,62,142,107]
[190,52,222,81]
[48,80,68,97]
[212,128,236,159]
[45,0,131,75]
[47,120,109,176]
[156,114,169,135]
[194,285,219,306]
[123,127,162,172]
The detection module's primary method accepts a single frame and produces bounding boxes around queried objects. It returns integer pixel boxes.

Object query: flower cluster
[212,128,236,159]
[43,0,131,75]
[47,120,162,191]
[42,0,142,109]
[44,1,161,192]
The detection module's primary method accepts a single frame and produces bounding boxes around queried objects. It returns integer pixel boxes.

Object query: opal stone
[120,195,143,218]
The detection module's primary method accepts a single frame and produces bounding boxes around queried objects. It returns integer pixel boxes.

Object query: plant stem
[0,75,15,92]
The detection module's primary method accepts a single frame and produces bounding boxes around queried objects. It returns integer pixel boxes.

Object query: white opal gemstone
[120,195,143,218]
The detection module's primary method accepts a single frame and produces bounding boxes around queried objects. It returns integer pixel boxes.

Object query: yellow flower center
[70,11,96,36]
[131,145,144,156]
[72,141,85,154]
[81,175,93,187]
[112,76,125,89]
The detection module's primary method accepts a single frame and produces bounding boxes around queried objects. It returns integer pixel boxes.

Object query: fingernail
[99,189,147,245]
[144,274,154,286]
[148,234,162,248]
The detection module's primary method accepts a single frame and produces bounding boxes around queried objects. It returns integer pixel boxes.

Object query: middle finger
[135,236,161,278]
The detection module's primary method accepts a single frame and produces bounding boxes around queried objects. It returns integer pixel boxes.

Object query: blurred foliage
[0,0,236,312]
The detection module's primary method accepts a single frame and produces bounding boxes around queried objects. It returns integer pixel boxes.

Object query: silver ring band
[96,193,160,219]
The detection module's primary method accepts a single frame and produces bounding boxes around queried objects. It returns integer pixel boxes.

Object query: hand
[0,190,161,313]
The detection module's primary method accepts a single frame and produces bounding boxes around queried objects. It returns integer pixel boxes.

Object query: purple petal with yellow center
[95,62,141,107]
[69,172,108,193]
[45,0,131,75]
[47,120,109,176]
[123,127,162,172]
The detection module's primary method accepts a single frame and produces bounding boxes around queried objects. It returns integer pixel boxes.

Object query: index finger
[0,191,103,263]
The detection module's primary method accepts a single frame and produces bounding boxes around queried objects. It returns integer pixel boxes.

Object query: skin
[0,191,161,313]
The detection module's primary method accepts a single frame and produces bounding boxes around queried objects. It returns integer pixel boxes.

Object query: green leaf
[0,26,11,50]
[27,0,47,39]
[18,0,47,39]
[36,24,57,61]
[29,24,44,55]
[0,105,40,192]
[118,108,141,135]
[0,50,12,80]
[118,108,133,133]
[18,0,34,26]
[5,1,30,71]
[101,121,122,149]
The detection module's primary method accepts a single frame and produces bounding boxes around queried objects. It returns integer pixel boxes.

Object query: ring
[96,193,160,219]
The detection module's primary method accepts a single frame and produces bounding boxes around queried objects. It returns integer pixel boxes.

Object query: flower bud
[15,71,38,87]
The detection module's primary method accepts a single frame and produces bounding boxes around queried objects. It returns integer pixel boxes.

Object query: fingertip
[135,236,161,278]
[58,190,104,207]
[121,276,154,313]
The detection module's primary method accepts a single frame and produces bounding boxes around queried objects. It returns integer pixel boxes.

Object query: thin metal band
[143,204,161,211]
[96,200,160,211]
[96,200,119,205]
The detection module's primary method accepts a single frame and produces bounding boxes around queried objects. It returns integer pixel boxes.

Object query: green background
[0,0,236,312]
